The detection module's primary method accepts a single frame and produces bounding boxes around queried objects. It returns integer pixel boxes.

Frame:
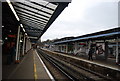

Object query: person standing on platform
[88,47,94,60]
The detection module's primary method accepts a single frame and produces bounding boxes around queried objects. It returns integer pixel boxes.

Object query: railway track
[37,49,75,81]
[37,49,114,81]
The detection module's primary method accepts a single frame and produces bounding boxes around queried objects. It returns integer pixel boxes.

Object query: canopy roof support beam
[38,3,69,40]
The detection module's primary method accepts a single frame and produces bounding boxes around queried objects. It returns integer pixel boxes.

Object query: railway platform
[2,49,53,80]
[2,48,120,81]
[51,50,120,70]
[41,48,120,80]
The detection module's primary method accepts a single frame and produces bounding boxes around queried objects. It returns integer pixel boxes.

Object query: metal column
[74,42,78,54]
[116,37,119,63]
[25,37,27,53]
[88,40,92,49]
[66,43,68,53]
[17,32,22,61]
[22,34,26,56]
[15,26,20,63]
[60,45,62,52]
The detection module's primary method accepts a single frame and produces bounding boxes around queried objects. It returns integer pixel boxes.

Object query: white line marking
[35,50,55,81]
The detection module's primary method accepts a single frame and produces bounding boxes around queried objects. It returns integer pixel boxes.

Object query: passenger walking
[88,47,94,60]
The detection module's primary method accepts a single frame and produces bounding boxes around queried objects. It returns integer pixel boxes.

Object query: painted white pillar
[25,38,29,52]
[66,44,68,53]
[22,34,26,56]
[116,37,119,63]
[74,42,78,54]
[29,40,32,50]
[15,26,20,62]
[17,32,22,60]
[60,45,62,52]
[88,40,92,49]
[25,38,27,53]
[57,45,59,51]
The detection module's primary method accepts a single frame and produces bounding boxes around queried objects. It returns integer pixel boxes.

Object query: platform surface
[2,49,52,80]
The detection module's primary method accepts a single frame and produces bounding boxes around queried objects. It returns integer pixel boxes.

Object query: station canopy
[3,0,71,43]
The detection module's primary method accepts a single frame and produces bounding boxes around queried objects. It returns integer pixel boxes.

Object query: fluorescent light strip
[22,28,26,32]
[25,33,28,36]
[20,24,23,28]
[20,24,26,32]
[28,36,38,39]
[6,0,20,21]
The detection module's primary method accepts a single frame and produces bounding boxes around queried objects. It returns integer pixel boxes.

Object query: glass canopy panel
[20,2,53,15]
[28,32,41,37]
[21,21,44,30]
[28,31,41,34]
[24,1,54,14]
[21,22,40,28]
[12,0,71,41]
[14,6,50,21]
[21,20,45,29]
[19,16,46,26]
[13,2,38,12]
[19,16,45,26]
[15,9,48,23]
[24,25,43,30]
[46,2,58,9]
[26,29,42,32]
[41,7,54,14]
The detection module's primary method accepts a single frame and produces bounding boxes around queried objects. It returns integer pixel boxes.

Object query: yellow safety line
[33,51,38,80]
[34,63,37,79]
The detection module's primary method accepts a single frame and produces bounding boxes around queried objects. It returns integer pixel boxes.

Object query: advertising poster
[96,42,107,60]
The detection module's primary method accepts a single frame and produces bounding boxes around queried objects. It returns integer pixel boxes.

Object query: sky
[41,0,119,41]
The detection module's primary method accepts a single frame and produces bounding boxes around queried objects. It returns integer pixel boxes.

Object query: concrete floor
[2,49,51,80]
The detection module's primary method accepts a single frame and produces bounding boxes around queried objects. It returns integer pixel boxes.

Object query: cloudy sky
[41,0,119,41]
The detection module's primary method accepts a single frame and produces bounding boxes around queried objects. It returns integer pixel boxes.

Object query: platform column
[15,26,20,63]
[56,45,59,51]
[25,38,28,53]
[25,37,28,53]
[29,39,31,50]
[17,32,22,61]
[74,42,78,54]
[25,38,32,52]
[88,40,92,49]
[60,45,62,52]
[66,43,68,53]
[116,37,119,63]
[22,34,26,56]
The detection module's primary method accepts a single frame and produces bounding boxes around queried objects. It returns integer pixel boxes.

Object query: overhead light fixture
[6,0,20,21]
[28,36,38,39]
[5,37,8,40]
[20,24,23,28]
[2,26,4,27]
[20,24,26,32]
[22,28,26,32]
[25,33,27,35]
[20,40,22,42]
[9,30,11,32]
